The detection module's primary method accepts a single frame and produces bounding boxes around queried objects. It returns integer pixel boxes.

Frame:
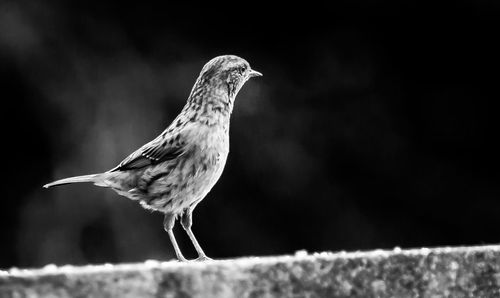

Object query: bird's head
[197,55,262,99]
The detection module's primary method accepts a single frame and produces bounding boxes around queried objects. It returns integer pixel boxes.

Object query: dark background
[1,0,499,268]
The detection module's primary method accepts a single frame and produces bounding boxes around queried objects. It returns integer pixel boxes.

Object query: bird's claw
[194,255,213,262]
[173,255,212,262]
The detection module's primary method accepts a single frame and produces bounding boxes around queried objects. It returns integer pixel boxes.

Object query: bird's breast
[194,125,229,179]
[137,124,229,213]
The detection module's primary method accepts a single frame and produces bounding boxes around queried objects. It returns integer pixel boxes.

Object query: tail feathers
[43,174,103,188]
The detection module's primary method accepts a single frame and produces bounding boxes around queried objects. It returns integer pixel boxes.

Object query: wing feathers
[112,133,186,171]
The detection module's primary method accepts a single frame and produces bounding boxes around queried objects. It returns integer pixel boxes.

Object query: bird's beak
[248,69,263,78]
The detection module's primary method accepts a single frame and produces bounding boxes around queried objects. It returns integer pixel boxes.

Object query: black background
[1,0,499,268]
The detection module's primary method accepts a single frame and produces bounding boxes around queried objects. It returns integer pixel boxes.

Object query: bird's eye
[239,66,247,74]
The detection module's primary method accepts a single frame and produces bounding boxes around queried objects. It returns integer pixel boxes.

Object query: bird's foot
[194,255,213,262]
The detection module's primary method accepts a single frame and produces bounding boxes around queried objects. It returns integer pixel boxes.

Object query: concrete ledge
[2,245,500,297]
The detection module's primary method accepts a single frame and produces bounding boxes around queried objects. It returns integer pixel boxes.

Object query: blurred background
[0,0,499,268]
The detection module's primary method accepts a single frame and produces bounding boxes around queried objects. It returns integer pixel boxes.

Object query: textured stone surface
[2,246,500,297]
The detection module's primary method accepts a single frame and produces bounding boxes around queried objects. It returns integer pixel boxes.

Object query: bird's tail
[43,173,103,188]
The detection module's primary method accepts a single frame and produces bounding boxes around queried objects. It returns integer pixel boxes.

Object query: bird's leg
[163,213,188,262]
[181,208,212,261]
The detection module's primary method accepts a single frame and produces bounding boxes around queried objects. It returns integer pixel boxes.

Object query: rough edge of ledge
[2,245,500,297]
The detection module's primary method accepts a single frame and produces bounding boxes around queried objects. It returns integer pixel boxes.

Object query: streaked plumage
[44,55,262,261]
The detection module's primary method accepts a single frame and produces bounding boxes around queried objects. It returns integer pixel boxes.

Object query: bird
[44,55,262,261]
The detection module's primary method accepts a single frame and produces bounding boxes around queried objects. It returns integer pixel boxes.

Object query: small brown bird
[44,55,262,261]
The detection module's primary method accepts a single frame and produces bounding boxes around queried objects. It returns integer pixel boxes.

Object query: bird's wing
[111,132,186,172]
